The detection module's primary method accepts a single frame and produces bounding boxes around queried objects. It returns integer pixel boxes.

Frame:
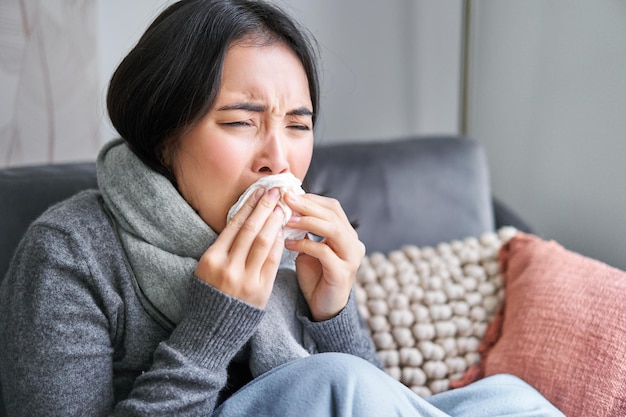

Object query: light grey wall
[97,0,174,143]
[97,0,464,145]
[466,0,626,270]
[274,0,464,143]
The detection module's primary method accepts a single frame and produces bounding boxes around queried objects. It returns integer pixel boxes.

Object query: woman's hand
[194,188,286,308]
[283,192,366,321]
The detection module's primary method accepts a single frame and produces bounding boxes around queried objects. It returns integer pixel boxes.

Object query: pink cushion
[458,233,626,416]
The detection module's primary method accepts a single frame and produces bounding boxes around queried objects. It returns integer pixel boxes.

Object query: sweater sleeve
[298,291,383,369]
[116,279,263,415]
[0,223,263,417]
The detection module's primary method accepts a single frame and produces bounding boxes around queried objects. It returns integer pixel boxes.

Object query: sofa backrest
[305,136,495,254]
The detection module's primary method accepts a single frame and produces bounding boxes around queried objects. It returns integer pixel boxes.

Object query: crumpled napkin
[226,173,307,242]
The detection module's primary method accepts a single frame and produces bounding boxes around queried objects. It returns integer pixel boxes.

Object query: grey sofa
[0,135,531,416]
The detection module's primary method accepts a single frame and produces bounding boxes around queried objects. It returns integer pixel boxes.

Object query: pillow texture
[459,232,626,417]
[354,227,517,397]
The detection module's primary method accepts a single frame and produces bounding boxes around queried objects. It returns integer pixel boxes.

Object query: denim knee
[299,352,384,384]
[304,352,376,371]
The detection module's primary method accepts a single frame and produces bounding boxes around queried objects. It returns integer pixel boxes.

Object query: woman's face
[170,40,314,232]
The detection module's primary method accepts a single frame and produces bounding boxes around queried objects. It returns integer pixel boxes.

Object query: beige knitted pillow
[354,227,517,397]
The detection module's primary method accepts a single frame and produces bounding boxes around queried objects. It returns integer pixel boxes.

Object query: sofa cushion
[354,227,517,397]
[468,233,626,417]
[305,136,495,254]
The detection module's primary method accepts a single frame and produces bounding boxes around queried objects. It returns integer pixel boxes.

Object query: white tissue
[226,173,307,241]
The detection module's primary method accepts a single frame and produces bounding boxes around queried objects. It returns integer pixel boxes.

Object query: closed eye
[223,121,253,127]
[288,124,311,131]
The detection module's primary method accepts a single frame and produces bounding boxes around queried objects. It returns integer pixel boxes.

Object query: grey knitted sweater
[0,191,380,416]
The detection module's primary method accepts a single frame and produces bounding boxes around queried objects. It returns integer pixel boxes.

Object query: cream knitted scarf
[96,139,314,377]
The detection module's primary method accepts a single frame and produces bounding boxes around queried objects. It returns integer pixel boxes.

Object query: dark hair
[107,0,320,179]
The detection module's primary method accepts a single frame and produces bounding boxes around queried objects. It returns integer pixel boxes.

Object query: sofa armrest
[493,197,533,233]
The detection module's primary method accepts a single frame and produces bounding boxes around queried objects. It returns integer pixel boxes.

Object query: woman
[0,1,564,416]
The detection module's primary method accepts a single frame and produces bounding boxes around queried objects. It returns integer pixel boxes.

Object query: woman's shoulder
[18,189,125,279]
[35,189,109,230]
[7,189,134,316]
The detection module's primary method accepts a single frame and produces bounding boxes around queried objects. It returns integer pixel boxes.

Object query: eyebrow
[218,103,313,117]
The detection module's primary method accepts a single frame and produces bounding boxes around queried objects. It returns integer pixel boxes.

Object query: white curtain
[0,0,100,167]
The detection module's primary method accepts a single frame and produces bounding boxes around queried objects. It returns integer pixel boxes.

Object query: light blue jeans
[213,353,564,417]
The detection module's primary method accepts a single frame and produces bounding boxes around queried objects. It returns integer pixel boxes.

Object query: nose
[253,128,289,174]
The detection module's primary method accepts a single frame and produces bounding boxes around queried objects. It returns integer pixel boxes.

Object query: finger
[284,192,365,262]
[245,205,286,273]
[227,188,283,263]
[288,229,364,262]
[286,209,358,258]
[285,236,335,263]
[284,193,352,238]
[215,187,266,249]
[259,216,288,281]
[285,192,350,222]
